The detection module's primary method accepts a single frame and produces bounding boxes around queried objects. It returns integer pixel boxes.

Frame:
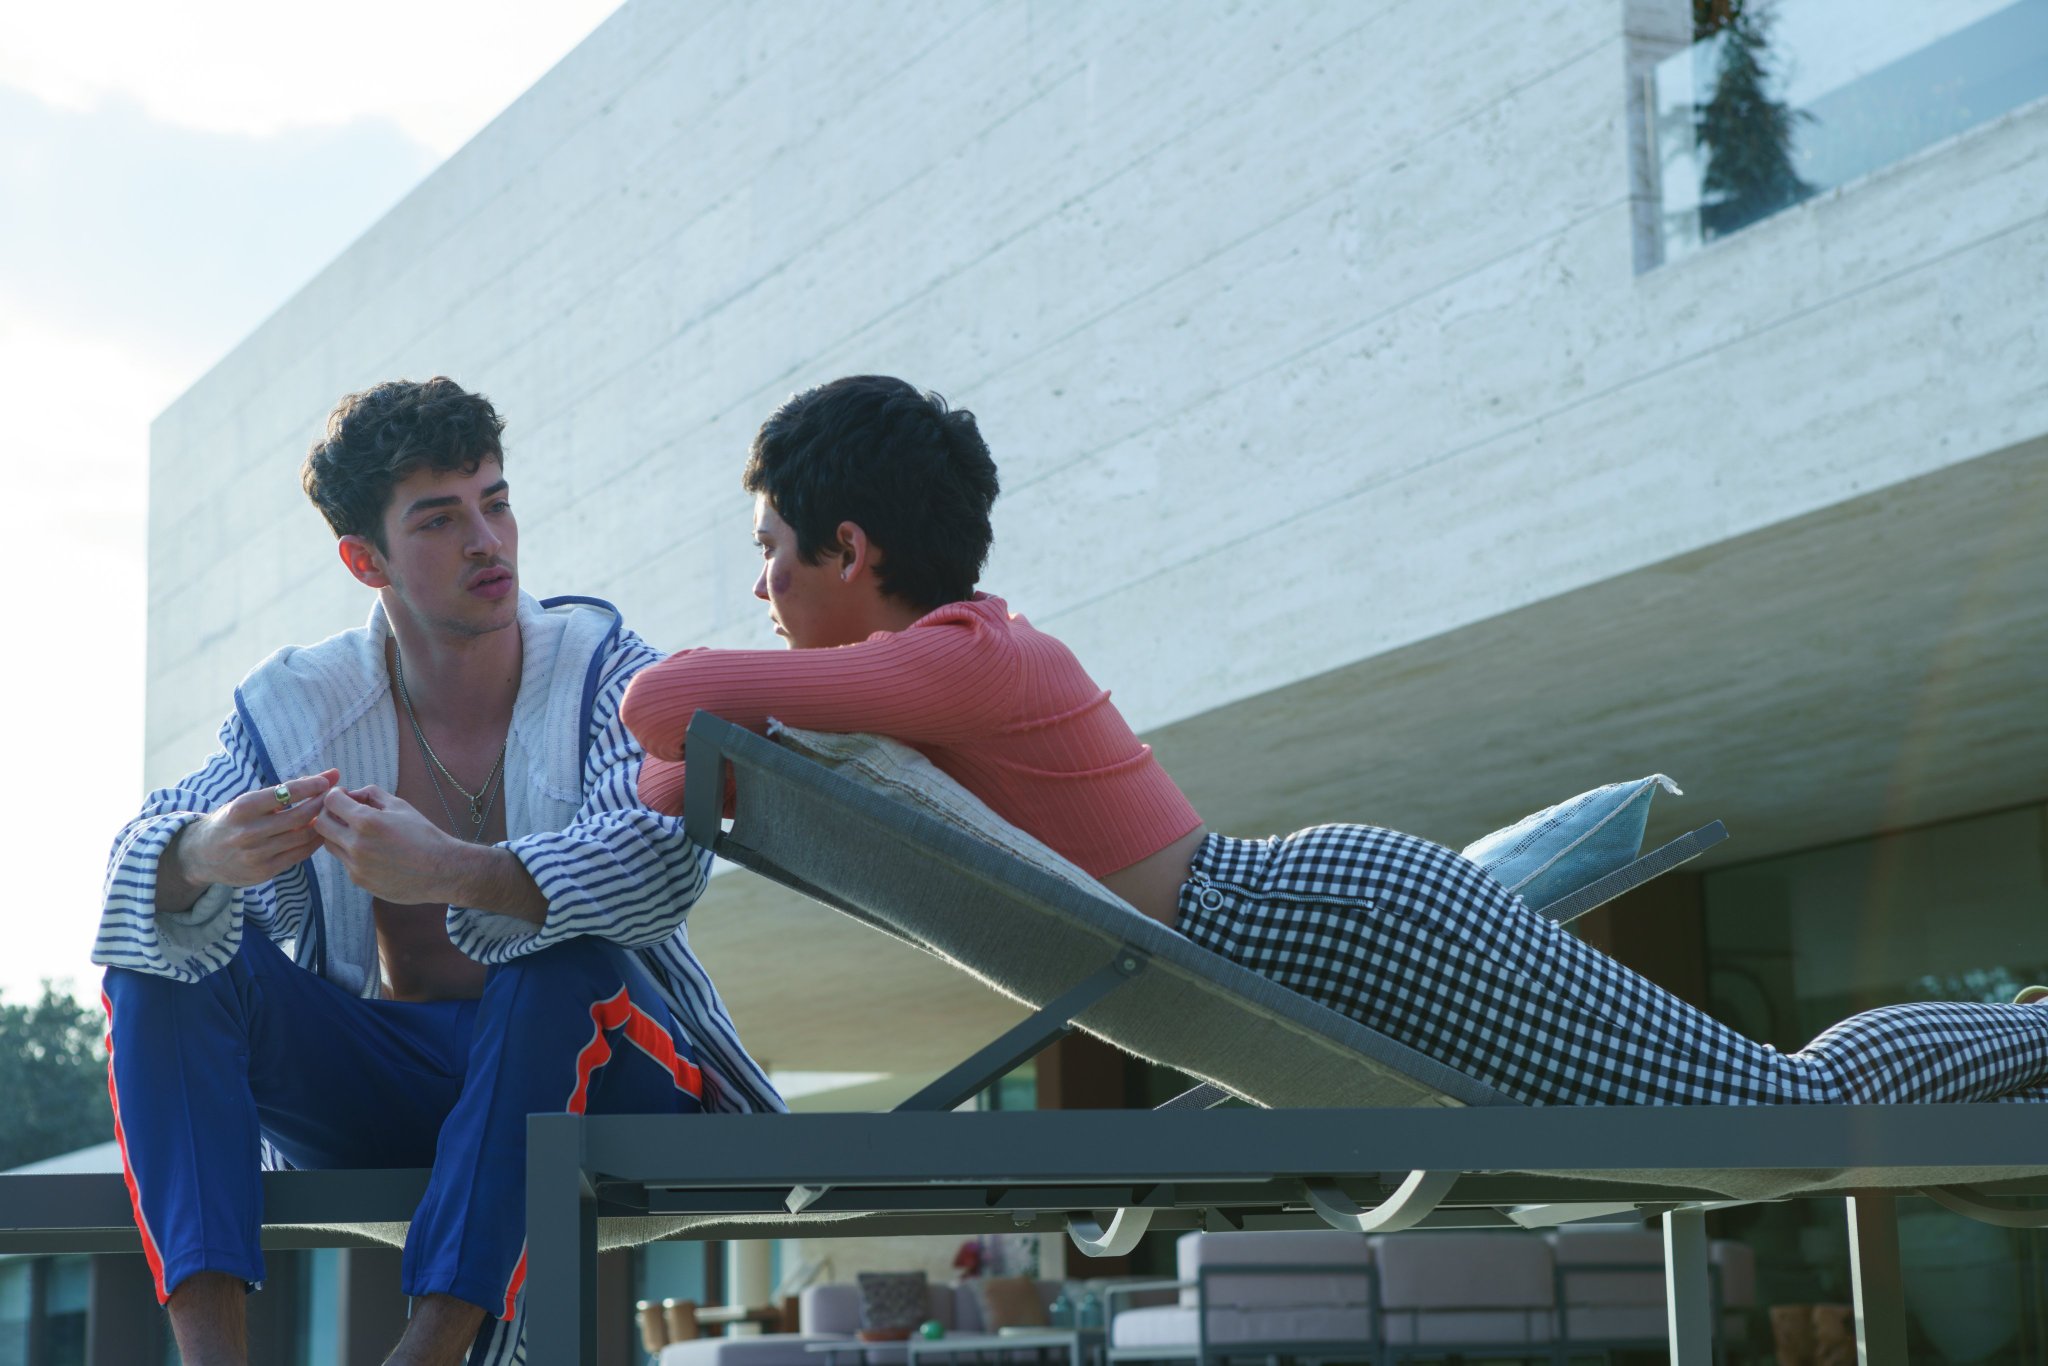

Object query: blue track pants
[101,930,703,1320]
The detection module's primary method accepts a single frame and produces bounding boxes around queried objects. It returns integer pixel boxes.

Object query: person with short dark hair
[741,373,1000,612]
[621,374,2048,1113]
[97,377,781,1366]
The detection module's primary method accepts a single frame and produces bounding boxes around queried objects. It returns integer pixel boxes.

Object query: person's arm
[619,612,1020,763]
[638,755,689,818]
[95,714,327,982]
[443,631,715,963]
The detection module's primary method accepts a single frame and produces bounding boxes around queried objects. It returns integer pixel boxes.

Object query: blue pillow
[1460,776,1680,909]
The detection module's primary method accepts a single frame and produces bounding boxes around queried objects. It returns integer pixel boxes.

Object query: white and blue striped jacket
[94,591,784,1117]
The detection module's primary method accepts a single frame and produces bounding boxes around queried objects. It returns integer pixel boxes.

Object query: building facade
[133,1,2048,1360]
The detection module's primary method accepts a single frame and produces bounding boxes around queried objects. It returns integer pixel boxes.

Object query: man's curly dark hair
[300,377,506,548]
[744,376,999,610]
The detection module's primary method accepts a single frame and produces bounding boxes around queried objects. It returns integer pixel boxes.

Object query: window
[0,1262,30,1366]
[1649,0,2048,263]
[1701,802,2048,1359]
[43,1259,87,1366]
[294,1249,341,1366]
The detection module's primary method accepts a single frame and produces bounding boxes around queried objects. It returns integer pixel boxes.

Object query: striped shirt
[94,593,783,1117]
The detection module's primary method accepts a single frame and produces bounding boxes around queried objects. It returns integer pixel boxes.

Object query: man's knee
[101,941,259,1056]
[101,961,217,1019]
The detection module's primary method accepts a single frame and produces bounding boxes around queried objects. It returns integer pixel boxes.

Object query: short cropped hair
[301,377,506,548]
[744,376,1000,610]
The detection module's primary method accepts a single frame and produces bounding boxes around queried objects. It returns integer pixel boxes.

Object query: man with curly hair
[95,377,782,1366]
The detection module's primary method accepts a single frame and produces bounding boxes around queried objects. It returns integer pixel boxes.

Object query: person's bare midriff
[374,896,488,1001]
[1101,824,1209,929]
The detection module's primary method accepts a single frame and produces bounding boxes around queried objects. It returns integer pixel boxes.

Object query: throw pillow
[1461,775,1681,910]
[973,1276,1050,1331]
[768,723,1139,912]
[856,1270,930,1340]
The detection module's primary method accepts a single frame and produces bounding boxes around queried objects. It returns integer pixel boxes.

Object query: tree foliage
[0,984,112,1171]
[1696,0,1813,241]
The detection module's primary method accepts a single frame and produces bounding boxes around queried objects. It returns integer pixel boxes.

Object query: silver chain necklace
[393,642,509,841]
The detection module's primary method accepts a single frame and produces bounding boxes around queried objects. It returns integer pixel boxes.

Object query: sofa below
[659,1280,1067,1366]
[1107,1229,1755,1364]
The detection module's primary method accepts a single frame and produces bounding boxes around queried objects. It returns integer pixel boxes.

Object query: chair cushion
[1380,1309,1556,1346]
[857,1271,930,1336]
[1461,776,1680,909]
[659,1336,854,1366]
[1110,1304,1378,1349]
[1173,1230,1374,1309]
[1712,1238,1758,1308]
[1547,1229,1665,1307]
[970,1276,1050,1330]
[801,1284,862,1336]
[768,726,1133,908]
[1374,1233,1554,1310]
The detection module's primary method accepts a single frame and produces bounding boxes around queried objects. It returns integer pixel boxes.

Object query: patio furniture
[1547,1229,1754,1361]
[905,1325,1102,1366]
[1101,1228,1755,1366]
[1376,1232,1554,1365]
[1105,1229,1378,1366]
[6,715,2045,1366]
[506,713,2048,1366]
[659,1279,1070,1366]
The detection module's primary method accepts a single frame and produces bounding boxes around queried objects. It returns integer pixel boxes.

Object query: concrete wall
[145,0,2048,794]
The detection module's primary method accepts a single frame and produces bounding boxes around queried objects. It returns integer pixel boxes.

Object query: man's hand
[313,785,466,907]
[316,785,550,925]
[158,770,338,913]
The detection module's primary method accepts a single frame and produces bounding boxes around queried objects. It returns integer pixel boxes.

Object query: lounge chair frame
[5,714,2042,1366]
[520,715,2048,1366]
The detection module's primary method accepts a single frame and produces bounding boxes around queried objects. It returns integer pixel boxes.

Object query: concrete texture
[143,1,2048,1069]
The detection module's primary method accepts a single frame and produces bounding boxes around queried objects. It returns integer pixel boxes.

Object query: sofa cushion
[1111,1304,1378,1349]
[1547,1229,1665,1307]
[659,1336,854,1366]
[800,1284,864,1336]
[1173,1229,1374,1310]
[1374,1233,1553,1310]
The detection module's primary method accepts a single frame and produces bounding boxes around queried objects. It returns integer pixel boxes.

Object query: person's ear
[833,521,879,583]
[338,534,391,589]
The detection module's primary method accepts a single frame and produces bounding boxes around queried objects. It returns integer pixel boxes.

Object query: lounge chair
[5,714,2039,1364]
[518,714,2048,1366]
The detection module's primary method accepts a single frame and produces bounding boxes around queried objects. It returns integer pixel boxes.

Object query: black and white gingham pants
[1175,826,2048,1105]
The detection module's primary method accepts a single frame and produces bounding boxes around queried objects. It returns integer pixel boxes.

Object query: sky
[0,0,624,1006]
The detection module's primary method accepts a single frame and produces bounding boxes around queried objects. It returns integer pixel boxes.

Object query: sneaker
[2015,986,2048,1006]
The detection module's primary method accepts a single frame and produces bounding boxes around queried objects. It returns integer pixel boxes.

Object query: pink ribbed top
[621,594,1204,877]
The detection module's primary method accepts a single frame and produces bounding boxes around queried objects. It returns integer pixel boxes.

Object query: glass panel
[1651,0,2048,262]
[1702,802,2048,1357]
[45,1257,89,1314]
[45,1257,90,1366]
[0,1262,29,1366]
[635,1241,708,1307]
[978,1060,1035,1112]
[296,1249,340,1366]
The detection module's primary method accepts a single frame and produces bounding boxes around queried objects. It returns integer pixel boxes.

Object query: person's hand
[172,770,338,890]
[313,784,465,906]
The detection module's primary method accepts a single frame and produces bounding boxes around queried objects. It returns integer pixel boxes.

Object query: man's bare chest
[373,708,510,1001]
[391,714,511,845]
